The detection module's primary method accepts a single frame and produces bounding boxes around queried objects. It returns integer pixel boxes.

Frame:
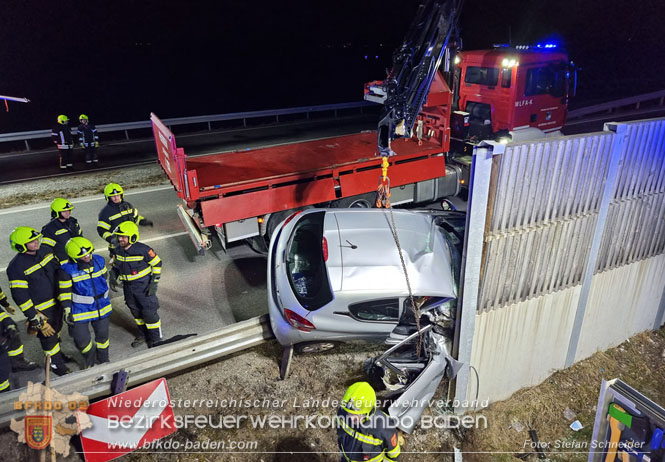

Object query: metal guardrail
[0,101,375,150]
[568,89,665,120]
[0,315,274,426]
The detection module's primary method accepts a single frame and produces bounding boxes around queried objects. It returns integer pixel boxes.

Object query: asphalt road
[0,185,269,388]
[0,115,377,184]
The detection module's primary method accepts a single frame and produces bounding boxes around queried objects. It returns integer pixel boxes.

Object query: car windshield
[434,212,466,288]
[286,211,333,311]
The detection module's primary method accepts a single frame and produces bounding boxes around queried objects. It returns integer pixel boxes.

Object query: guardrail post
[334,109,338,118]
[243,118,247,128]
[24,140,30,150]
[276,115,280,123]
[124,130,130,140]
[207,121,211,131]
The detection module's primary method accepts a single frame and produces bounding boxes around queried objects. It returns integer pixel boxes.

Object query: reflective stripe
[115,255,144,262]
[8,345,24,356]
[72,293,94,304]
[151,267,162,275]
[340,448,384,462]
[35,299,56,311]
[9,280,28,289]
[58,293,72,302]
[59,280,73,288]
[71,304,112,322]
[386,444,400,458]
[24,254,55,275]
[119,267,151,281]
[109,210,134,221]
[97,221,111,230]
[54,229,69,235]
[0,312,8,322]
[147,256,161,266]
[81,340,93,354]
[42,238,57,246]
[95,339,110,349]
[134,318,145,325]
[0,379,8,391]
[44,343,61,356]
[20,300,34,311]
[145,320,161,330]
[102,231,113,240]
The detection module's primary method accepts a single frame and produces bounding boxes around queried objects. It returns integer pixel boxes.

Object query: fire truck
[152,1,575,253]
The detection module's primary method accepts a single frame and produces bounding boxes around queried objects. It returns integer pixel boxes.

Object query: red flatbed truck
[151,112,461,253]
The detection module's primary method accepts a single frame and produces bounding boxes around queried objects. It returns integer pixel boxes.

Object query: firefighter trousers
[58,147,73,169]
[3,318,31,370]
[35,306,67,373]
[69,317,110,368]
[0,350,9,393]
[83,145,98,164]
[123,282,162,345]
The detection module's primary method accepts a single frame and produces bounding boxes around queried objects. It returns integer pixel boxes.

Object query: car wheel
[295,341,338,354]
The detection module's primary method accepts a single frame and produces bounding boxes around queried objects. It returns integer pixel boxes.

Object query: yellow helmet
[65,237,94,260]
[341,382,376,415]
[57,115,69,124]
[9,227,42,253]
[50,197,74,219]
[79,114,89,122]
[104,183,124,201]
[113,221,139,244]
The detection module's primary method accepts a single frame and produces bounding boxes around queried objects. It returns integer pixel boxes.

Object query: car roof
[323,209,456,297]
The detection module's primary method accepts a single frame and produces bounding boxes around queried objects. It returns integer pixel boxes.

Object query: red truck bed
[151,113,446,225]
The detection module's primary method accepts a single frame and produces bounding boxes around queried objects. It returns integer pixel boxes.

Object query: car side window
[349,299,399,322]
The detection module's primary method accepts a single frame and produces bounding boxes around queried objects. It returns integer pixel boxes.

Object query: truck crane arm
[365,0,462,156]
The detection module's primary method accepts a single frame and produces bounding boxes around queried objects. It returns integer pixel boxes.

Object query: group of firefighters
[51,114,99,170]
[0,183,162,392]
[0,181,401,460]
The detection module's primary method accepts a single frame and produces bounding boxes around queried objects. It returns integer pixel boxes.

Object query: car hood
[325,209,456,297]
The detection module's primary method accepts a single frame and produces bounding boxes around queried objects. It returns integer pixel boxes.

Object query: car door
[325,297,401,341]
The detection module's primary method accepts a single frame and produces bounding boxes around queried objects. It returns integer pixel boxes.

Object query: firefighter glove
[95,141,99,148]
[109,267,119,292]
[28,313,55,337]
[64,307,75,326]
[1,301,16,315]
[146,279,159,297]
[139,218,154,227]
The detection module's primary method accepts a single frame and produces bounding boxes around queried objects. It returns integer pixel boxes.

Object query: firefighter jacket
[6,248,60,321]
[58,255,112,322]
[113,242,162,284]
[41,217,83,264]
[97,200,143,244]
[77,123,98,147]
[336,407,401,462]
[51,123,73,149]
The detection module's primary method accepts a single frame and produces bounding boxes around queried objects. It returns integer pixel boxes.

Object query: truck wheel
[295,341,338,354]
[247,236,268,255]
[332,193,374,209]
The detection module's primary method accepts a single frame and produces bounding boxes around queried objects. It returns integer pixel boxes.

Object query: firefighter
[58,237,111,368]
[41,197,83,265]
[97,183,153,256]
[336,382,401,462]
[77,114,99,165]
[0,287,38,372]
[51,114,74,170]
[110,221,162,348]
[6,227,69,376]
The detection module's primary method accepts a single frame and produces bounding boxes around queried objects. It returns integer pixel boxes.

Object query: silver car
[267,208,464,352]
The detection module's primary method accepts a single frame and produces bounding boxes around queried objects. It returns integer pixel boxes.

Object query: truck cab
[454,45,575,139]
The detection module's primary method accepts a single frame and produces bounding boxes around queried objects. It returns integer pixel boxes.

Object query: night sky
[2,0,664,132]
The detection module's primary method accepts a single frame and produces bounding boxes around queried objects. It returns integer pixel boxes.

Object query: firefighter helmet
[113,221,139,244]
[50,197,74,219]
[57,115,69,124]
[104,183,124,201]
[9,227,42,253]
[341,382,376,415]
[65,237,94,260]
[79,114,89,122]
